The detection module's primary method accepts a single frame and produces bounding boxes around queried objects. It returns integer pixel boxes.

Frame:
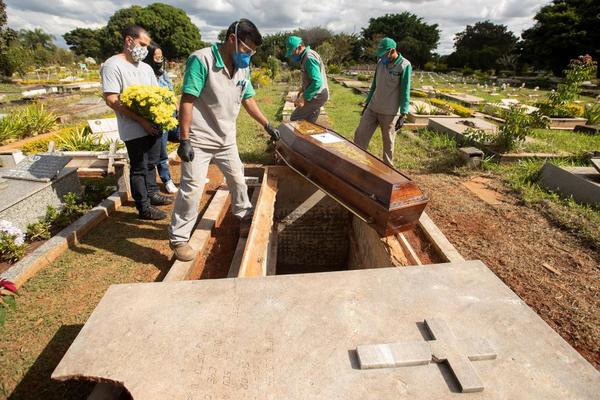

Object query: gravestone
[538,162,600,207]
[52,261,600,399]
[88,118,120,143]
[428,117,498,147]
[0,155,81,231]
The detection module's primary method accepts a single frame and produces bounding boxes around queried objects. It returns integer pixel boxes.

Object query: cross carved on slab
[356,318,497,393]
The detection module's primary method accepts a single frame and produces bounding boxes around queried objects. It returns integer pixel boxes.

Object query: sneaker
[165,180,178,194]
[149,193,173,206]
[170,242,196,262]
[139,206,167,220]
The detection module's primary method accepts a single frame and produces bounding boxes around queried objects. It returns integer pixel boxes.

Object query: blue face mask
[380,56,391,65]
[291,54,302,63]
[234,52,251,69]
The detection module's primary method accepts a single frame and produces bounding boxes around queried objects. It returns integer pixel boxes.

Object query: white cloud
[5,0,548,54]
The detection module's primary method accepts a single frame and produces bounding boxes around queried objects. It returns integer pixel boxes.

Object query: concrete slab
[52,261,600,399]
[538,162,600,207]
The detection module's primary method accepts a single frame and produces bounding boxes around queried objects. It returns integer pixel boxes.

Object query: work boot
[170,242,196,262]
[139,206,167,220]
[149,193,173,206]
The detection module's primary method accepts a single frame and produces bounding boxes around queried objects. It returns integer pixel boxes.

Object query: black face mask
[151,60,164,77]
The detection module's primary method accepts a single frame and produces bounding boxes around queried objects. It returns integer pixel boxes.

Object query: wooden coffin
[276,121,428,236]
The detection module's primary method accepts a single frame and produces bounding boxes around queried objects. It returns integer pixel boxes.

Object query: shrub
[583,103,600,125]
[410,89,428,98]
[328,64,342,74]
[0,278,18,327]
[430,98,473,117]
[57,126,112,151]
[357,74,370,82]
[0,220,26,264]
[266,56,281,80]
[0,103,57,145]
[424,62,435,72]
[496,105,532,152]
[21,134,58,154]
[462,67,474,76]
[250,68,271,88]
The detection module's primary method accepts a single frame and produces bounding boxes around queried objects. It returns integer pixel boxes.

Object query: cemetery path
[414,172,600,370]
[0,164,225,400]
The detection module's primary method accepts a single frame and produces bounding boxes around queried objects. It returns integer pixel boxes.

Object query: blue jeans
[156,127,180,183]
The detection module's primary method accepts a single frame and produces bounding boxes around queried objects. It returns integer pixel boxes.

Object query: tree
[328,33,361,65]
[316,41,335,66]
[18,28,56,51]
[293,26,332,49]
[0,0,6,29]
[447,21,518,71]
[64,28,103,61]
[81,2,204,60]
[520,0,599,76]
[361,12,440,67]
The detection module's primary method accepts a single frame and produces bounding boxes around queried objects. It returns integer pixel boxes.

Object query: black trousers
[124,135,161,211]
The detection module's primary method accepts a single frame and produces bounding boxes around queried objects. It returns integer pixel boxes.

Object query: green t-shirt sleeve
[399,63,412,114]
[365,69,377,105]
[242,70,256,100]
[303,56,322,101]
[182,55,207,97]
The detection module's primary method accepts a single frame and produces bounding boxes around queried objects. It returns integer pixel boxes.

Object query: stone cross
[356,318,497,393]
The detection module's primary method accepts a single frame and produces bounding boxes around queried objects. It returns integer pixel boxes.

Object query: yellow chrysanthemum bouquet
[121,85,178,131]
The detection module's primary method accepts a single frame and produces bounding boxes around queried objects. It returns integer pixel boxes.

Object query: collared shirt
[366,55,412,116]
[181,44,255,149]
[299,47,328,102]
[101,55,158,141]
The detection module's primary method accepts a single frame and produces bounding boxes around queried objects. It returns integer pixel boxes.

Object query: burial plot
[440,92,484,107]
[408,100,456,126]
[88,118,120,143]
[52,261,600,399]
[276,121,428,235]
[0,154,80,231]
[538,162,600,207]
[428,117,498,148]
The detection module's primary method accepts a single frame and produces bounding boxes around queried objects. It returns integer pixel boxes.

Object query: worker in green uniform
[285,35,329,123]
[169,19,279,261]
[354,37,412,166]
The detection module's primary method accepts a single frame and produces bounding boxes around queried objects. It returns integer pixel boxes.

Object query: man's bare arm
[242,97,269,128]
[178,94,196,141]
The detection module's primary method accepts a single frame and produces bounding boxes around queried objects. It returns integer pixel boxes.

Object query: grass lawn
[523,129,600,156]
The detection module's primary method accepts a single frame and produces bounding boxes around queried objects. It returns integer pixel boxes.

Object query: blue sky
[5,0,548,54]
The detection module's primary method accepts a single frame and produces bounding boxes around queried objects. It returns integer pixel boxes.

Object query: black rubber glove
[265,122,280,142]
[395,115,406,131]
[177,139,194,162]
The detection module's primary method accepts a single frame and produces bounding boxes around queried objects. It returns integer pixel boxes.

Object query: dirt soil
[414,172,600,370]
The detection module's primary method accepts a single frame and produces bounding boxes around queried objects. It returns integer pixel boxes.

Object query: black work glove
[264,122,280,142]
[395,115,406,131]
[177,139,194,162]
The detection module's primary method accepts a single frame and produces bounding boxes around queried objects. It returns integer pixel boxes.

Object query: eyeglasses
[237,37,256,56]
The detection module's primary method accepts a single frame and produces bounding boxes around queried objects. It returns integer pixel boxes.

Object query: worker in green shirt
[285,35,329,123]
[169,19,279,262]
[354,37,412,166]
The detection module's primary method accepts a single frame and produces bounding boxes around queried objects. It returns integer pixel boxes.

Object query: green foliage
[20,135,57,154]
[57,127,113,151]
[26,219,52,242]
[447,21,518,70]
[0,232,25,263]
[361,12,440,67]
[294,26,333,49]
[328,64,342,74]
[0,42,32,77]
[356,74,370,82]
[102,3,204,60]
[315,41,336,66]
[0,103,57,145]
[537,55,597,117]
[583,103,600,125]
[521,0,600,76]
[266,56,281,80]
[410,89,428,98]
[496,105,533,152]
[250,68,271,88]
[63,28,104,61]
[429,98,473,117]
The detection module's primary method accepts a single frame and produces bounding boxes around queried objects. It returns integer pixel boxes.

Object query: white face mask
[129,43,148,63]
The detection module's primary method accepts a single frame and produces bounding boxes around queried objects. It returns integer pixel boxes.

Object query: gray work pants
[290,89,329,123]
[169,144,252,245]
[353,107,399,166]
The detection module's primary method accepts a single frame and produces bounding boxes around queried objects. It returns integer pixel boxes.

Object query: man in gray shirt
[101,25,173,220]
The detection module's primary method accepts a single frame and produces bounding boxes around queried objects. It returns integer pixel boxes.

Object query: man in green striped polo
[354,37,412,166]
[286,35,329,123]
[169,19,279,261]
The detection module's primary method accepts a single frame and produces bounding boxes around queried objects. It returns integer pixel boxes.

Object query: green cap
[285,35,303,58]
[376,37,396,57]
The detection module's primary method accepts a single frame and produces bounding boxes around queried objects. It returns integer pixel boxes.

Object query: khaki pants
[169,144,252,245]
[290,89,329,123]
[353,107,399,166]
